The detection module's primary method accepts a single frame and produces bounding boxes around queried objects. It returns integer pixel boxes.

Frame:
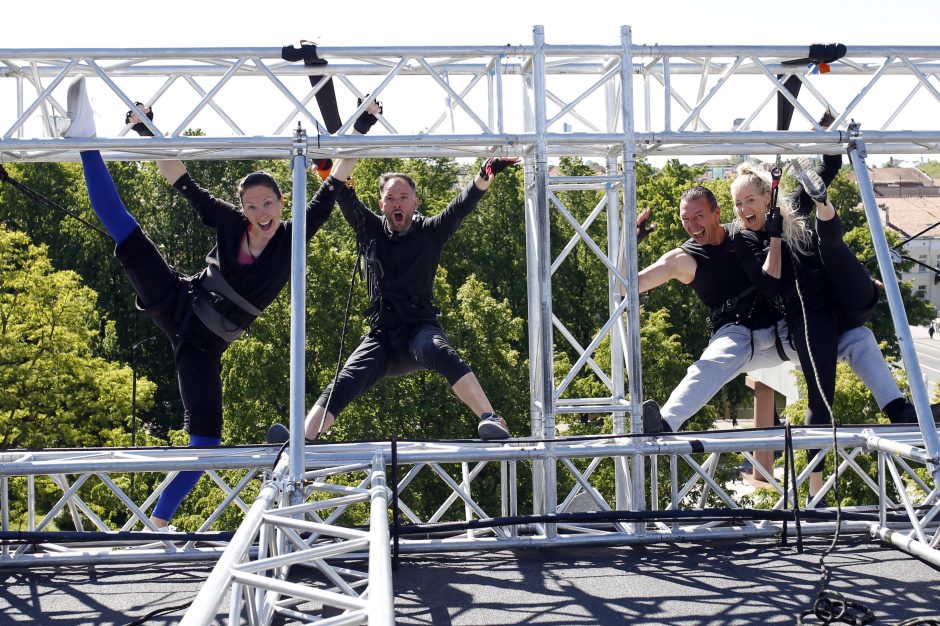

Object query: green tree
[918,161,940,179]
[0,225,155,449]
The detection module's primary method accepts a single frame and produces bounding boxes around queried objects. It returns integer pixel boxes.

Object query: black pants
[817,215,878,330]
[116,228,228,439]
[316,322,472,417]
[788,303,838,472]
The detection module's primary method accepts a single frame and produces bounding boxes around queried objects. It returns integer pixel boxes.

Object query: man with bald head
[628,186,923,433]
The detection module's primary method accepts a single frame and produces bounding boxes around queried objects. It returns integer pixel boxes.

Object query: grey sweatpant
[661,321,902,431]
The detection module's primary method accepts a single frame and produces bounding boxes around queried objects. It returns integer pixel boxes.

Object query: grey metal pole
[620,25,646,517]
[289,125,308,501]
[521,43,544,515]
[848,134,940,486]
[532,25,558,534]
[367,452,395,625]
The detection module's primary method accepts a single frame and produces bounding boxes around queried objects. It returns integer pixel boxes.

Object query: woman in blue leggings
[61,76,378,528]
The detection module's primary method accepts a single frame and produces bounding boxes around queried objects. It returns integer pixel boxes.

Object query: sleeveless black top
[680,224,776,333]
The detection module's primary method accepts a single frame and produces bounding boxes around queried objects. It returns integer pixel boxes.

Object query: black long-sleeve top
[173,173,338,311]
[335,180,486,329]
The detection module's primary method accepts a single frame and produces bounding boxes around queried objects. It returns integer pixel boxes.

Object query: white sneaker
[60,76,96,138]
[477,413,510,440]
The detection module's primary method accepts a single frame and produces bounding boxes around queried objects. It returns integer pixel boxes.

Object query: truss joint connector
[293,122,308,157]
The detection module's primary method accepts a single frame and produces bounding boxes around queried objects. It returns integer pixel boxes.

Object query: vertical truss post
[368,452,395,625]
[527,25,557,526]
[605,71,629,510]
[619,26,646,516]
[289,126,308,500]
[848,134,940,488]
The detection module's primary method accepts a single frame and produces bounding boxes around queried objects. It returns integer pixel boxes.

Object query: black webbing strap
[0,163,110,239]
[281,42,342,134]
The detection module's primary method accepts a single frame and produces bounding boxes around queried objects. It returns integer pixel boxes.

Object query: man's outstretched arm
[636,247,697,294]
[618,208,695,296]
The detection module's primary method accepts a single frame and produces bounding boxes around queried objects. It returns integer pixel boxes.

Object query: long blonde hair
[731,162,814,257]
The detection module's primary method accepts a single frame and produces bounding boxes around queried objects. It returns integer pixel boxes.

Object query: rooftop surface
[3,534,939,625]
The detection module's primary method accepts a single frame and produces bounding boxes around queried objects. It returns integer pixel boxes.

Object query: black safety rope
[268,241,362,471]
[322,245,363,430]
[391,434,400,571]
[123,602,193,626]
[773,157,858,624]
[0,163,110,239]
[781,421,804,553]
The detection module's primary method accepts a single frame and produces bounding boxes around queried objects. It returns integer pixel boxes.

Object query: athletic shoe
[266,423,290,444]
[641,399,672,434]
[143,524,179,533]
[893,402,940,425]
[266,423,319,445]
[786,157,827,203]
[478,413,510,440]
[60,76,96,138]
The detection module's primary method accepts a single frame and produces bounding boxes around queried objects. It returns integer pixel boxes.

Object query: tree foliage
[1,148,935,526]
[0,225,155,449]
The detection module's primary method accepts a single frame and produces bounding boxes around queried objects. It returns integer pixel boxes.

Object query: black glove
[125,103,154,137]
[637,221,655,245]
[765,205,783,238]
[479,157,517,181]
[353,97,382,134]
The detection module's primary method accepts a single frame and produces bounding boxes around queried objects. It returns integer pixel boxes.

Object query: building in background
[858,166,940,312]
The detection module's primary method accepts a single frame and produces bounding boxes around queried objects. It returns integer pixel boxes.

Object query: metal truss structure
[2,26,940,624]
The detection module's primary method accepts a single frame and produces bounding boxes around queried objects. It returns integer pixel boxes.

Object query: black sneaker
[478,413,510,440]
[892,402,940,425]
[266,423,290,444]
[641,399,672,434]
[266,423,319,445]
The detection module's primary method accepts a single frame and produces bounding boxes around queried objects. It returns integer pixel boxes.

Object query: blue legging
[79,151,224,522]
[79,151,139,243]
[152,434,222,522]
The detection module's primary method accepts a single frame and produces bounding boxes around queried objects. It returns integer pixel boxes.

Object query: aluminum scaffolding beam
[3,28,940,624]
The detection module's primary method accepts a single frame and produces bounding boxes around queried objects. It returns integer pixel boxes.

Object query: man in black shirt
[305,158,518,440]
[630,186,921,433]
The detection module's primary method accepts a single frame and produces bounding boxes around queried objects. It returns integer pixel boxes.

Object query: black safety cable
[123,602,192,626]
[391,434,400,571]
[786,421,804,553]
[777,160,854,624]
[865,217,940,273]
[780,422,804,553]
[321,244,363,433]
[0,163,110,239]
[269,240,362,471]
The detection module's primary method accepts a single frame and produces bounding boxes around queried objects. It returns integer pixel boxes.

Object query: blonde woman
[731,159,901,495]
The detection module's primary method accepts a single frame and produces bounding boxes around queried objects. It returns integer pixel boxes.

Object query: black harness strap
[172,277,198,340]
[0,163,110,239]
[281,42,342,134]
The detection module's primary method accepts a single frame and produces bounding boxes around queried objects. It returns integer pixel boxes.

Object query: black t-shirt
[680,223,776,332]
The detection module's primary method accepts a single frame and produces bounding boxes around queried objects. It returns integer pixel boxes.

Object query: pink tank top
[238,231,256,266]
